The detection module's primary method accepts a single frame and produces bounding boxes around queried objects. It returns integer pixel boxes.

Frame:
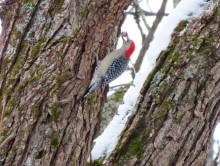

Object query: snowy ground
[91,0,209,161]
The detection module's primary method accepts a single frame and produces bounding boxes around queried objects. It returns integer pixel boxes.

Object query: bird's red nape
[125,41,135,60]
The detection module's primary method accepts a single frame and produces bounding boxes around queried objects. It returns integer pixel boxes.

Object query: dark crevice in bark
[17,115,40,165]
[2,122,18,165]
[142,146,156,166]
[187,123,207,163]
[49,103,80,166]
[143,114,170,164]
[44,23,65,50]
[9,149,17,166]
[0,4,19,73]
[4,47,30,108]
[208,97,220,127]
[0,0,42,95]
[170,128,193,165]
[1,137,15,166]
[45,36,66,51]
[14,93,48,164]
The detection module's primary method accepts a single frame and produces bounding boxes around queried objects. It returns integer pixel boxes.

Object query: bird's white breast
[100,48,125,75]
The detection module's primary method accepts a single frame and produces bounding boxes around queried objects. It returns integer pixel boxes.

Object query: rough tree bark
[0,0,131,165]
[106,2,220,166]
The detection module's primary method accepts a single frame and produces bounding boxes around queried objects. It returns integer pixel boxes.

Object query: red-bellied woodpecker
[82,32,135,98]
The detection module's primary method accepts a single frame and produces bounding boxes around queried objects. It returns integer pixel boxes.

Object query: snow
[91,0,208,161]
[212,121,220,160]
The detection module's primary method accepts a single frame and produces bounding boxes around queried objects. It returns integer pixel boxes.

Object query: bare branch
[142,10,169,16]
[110,82,133,89]
[129,59,136,75]
[126,11,169,17]
[134,0,168,72]
[125,10,169,16]
[133,13,147,42]
[133,0,151,31]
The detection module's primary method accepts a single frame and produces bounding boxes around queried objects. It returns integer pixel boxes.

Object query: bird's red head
[121,32,135,60]
[125,40,135,60]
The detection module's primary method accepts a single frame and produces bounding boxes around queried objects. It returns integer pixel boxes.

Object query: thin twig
[89,152,92,166]
[129,59,136,75]
[126,11,169,17]
[142,10,168,17]
[110,82,133,89]
[133,12,146,42]
[133,0,151,31]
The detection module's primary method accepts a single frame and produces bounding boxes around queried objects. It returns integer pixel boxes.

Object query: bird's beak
[121,32,130,42]
[121,36,130,42]
[126,36,130,42]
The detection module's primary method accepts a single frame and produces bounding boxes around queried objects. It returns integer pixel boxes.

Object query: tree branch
[134,0,168,72]
[110,82,133,89]
[126,11,169,17]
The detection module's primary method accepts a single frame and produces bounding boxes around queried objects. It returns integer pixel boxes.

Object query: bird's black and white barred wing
[82,56,128,99]
[102,56,128,87]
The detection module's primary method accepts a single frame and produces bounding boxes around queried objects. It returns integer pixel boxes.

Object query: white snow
[91,0,209,161]
[211,122,220,160]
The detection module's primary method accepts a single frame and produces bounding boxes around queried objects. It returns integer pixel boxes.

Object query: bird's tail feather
[81,78,104,100]
[81,86,92,100]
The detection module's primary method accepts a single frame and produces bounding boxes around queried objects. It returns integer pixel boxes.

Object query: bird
[82,32,135,99]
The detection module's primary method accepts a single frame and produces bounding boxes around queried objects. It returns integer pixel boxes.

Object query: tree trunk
[0,0,131,165]
[107,3,220,166]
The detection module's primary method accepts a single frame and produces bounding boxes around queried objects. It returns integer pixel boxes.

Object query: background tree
[0,0,132,165]
[104,1,220,165]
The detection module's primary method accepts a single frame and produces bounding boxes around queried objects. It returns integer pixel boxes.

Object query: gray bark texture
[106,2,220,166]
[0,0,131,165]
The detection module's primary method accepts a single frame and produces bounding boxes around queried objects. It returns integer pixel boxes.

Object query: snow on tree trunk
[106,3,220,166]
[0,0,131,165]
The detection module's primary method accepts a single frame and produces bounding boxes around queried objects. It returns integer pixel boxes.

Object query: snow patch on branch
[91,0,209,161]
